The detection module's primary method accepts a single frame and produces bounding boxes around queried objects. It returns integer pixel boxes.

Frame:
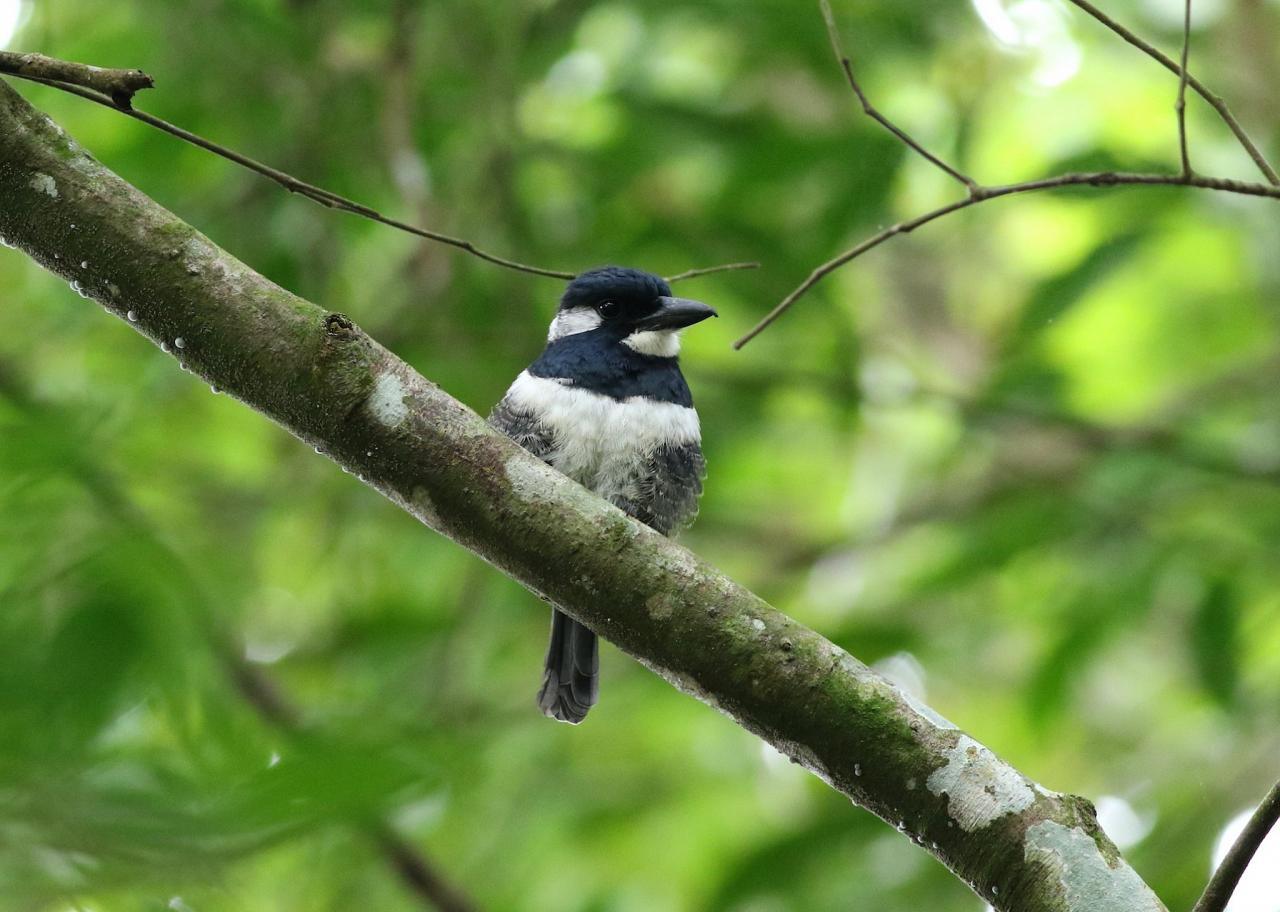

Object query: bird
[488,266,716,724]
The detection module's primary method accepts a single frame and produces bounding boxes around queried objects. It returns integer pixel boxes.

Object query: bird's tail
[536,609,598,724]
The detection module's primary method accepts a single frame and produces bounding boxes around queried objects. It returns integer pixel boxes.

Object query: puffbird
[489,266,715,723]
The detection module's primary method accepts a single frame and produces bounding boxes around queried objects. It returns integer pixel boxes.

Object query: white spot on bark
[368,372,408,427]
[750,617,765,631]
[1024,821,1165,912]
[30,173,57,198]
[926,735,1035,831]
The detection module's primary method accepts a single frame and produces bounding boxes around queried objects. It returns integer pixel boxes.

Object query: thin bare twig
[819,0,977,193]
[734,170,1280,349]
[733,0,1280,349]
[10,73,575,279]
[1064,0,1279,185]
[3,59,749,284]
[1192,779,1280,912]
[0,51,152,107]
[1177,0,1194,177]
[665,261,760,283]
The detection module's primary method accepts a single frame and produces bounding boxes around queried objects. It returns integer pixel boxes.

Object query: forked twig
[1176,0,1194,178]
[733,0,1280,349]
[1064,0,1278,185]
[18,89,567,275]
[734,170,1280,349]
[818,0,978,193]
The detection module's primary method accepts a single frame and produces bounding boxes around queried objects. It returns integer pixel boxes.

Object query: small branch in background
[1192,778,1280,912]
[733,169,1280,349]
[818,0,977,193]
[733,0,1280,349]
[0,51,152,107]
[1176,0,1194,178]
[0,57,749,284]
[371,823,479,912]
[1063,0,1279,185]
[665,261,760,283]
[224,648,479,912]
[221,645,301,730]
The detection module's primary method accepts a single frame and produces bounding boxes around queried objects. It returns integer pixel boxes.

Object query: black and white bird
[489,266,716,724]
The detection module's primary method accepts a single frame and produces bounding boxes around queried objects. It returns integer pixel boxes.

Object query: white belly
[503,370,700,501]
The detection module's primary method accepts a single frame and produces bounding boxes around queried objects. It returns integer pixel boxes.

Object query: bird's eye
[595,300,620,318]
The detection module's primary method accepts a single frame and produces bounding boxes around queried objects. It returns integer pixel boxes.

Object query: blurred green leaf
[1190,578,1240,709]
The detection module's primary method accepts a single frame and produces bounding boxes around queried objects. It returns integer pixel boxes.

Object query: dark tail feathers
[537,610,598,724]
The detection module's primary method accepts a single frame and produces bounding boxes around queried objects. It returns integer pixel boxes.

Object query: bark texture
[0,79,1168,912]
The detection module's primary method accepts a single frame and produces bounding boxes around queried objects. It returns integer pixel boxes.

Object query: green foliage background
[3,0,1280,909]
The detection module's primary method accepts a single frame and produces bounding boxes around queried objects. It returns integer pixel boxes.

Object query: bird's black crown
[559,266,672,314]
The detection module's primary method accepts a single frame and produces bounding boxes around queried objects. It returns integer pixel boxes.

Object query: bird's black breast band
[528,329,694,407]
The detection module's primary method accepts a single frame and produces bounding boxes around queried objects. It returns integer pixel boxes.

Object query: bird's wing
[488,394,557,461]
[617,442,706,537]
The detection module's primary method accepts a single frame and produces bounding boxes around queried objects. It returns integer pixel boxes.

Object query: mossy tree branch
[0,79,1167,912]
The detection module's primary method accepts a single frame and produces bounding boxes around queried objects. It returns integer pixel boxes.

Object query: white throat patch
[622,330,681,358]
[547,308,602,341]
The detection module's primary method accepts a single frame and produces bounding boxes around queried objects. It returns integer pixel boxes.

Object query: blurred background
[2,0,1280,909]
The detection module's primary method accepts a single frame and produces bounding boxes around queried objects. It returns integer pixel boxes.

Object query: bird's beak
[637,296,718,331]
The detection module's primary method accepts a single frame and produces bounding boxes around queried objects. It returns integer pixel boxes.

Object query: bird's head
[548,266,717,357]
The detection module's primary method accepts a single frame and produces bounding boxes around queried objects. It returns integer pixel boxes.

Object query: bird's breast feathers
[500,370,700,493]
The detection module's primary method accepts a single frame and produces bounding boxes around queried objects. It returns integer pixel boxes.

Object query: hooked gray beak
[637,296,718,331]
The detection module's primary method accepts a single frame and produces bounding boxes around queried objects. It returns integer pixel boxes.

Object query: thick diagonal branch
[0,79,1166,912]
